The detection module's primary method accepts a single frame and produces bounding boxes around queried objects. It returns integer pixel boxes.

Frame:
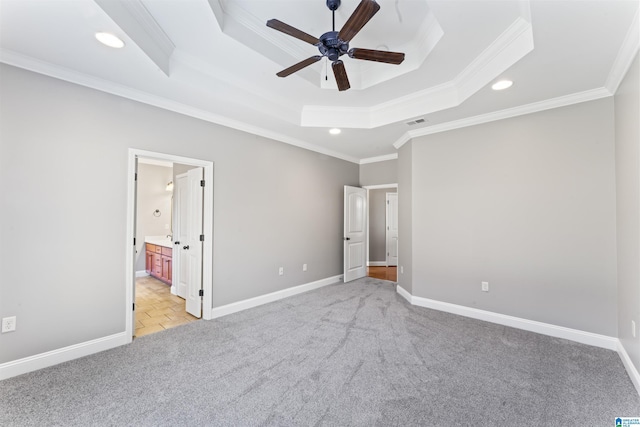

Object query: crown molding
[392,132,413,150]
[604,8,639,94]
[454,16,533,100]
[393,87,612,149]
[359,153,398,165]
[0,49,359,165]
[94,0,175,76]
[302,14,533,129]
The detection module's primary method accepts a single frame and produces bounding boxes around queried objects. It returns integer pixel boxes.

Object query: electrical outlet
[278,267,284,276]
[481,281,489,292]
[633,320,637,338]
[303,263,307,272]
[400,266,404,274]
[2,316,16,333]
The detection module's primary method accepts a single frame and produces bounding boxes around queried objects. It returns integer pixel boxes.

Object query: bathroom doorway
[133,159,203,336]
[125,149,214,342]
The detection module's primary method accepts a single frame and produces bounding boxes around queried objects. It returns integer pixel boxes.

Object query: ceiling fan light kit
[267,0,405,91]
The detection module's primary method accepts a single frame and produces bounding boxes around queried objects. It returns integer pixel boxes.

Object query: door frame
[363,184,398,268]
[125,148,214,342]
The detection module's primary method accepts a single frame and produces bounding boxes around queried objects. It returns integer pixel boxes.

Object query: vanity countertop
[145,236,172,248]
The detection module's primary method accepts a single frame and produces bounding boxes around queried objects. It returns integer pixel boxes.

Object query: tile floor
[135,276,198,337]
[367,266,397,282]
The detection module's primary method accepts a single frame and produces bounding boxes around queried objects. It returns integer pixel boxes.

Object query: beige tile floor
[135,276,198,337]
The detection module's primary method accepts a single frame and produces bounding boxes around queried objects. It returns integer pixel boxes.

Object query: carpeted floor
[1,277,638,426]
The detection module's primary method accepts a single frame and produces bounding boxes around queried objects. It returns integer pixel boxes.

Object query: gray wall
[368,189,388,263]
[135,163,173,271]
[360,159,397,186]
[397,142,413,294]
[0,64,359,363]
[615,53,640,373]
[410,98,618,336]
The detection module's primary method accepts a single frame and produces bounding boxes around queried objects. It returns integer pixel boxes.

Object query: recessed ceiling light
[95,32,125,49]
[492,80,513,91]
[329,128,341,135]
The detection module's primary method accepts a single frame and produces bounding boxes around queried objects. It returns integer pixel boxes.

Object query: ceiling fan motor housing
[319,31,349,61]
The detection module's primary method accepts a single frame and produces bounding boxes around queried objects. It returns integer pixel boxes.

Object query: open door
[344,185,367,282]
[386,193,398,267]
[184,167,204,318]
[173,173,187,298]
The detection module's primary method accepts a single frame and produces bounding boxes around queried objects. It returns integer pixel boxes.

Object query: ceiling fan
[266,0,405,91]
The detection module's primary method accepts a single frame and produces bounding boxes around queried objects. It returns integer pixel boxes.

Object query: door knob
[174,241,180,245]
[343,237,350,241]
[183,245,190,250]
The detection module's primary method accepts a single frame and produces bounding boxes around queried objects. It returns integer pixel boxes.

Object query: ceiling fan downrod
[327,0,341,31]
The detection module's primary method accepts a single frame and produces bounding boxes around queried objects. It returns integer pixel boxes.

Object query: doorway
[125,149,214,342]
[364,184,398,282]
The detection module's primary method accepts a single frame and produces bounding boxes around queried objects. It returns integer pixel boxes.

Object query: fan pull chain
[325,58,328,81]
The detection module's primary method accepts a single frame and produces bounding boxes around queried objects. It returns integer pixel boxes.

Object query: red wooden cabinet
[145,243,172,285]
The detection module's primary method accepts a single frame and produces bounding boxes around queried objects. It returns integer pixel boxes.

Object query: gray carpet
[1,277,638,426]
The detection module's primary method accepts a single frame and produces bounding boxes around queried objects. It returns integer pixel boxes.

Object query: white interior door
[386,193,398,267]
[184,167,204,318]
[173,173,188,298]
[344,185,367,282]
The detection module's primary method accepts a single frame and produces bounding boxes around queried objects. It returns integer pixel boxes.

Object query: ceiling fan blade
[332,60,351,91]
[338,0,380,43]
[348,48,405,65]
[276,56,323,77]
[266,19,320,45]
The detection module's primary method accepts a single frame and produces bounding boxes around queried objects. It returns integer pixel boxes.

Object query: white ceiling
[1,0,638,163]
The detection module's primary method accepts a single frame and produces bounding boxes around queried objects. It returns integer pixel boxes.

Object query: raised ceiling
[1,0,638,163]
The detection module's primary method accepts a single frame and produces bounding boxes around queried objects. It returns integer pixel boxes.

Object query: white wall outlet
[303,263,307,272]
[481,281,489,292]
[632,320,637,338]
[278,267,284,276]
[2,316,16,333]
[400,266,404,274]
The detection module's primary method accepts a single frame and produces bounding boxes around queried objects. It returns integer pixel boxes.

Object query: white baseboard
[211,275,342,319]
[135,270,149,278]
[617,340,640,396]
[0,332,129,381]
[396,285,413,304]
[396,287,618,351]
[367,261,387,267]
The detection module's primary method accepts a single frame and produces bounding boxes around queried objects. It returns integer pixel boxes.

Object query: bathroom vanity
[145,238,172,285]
